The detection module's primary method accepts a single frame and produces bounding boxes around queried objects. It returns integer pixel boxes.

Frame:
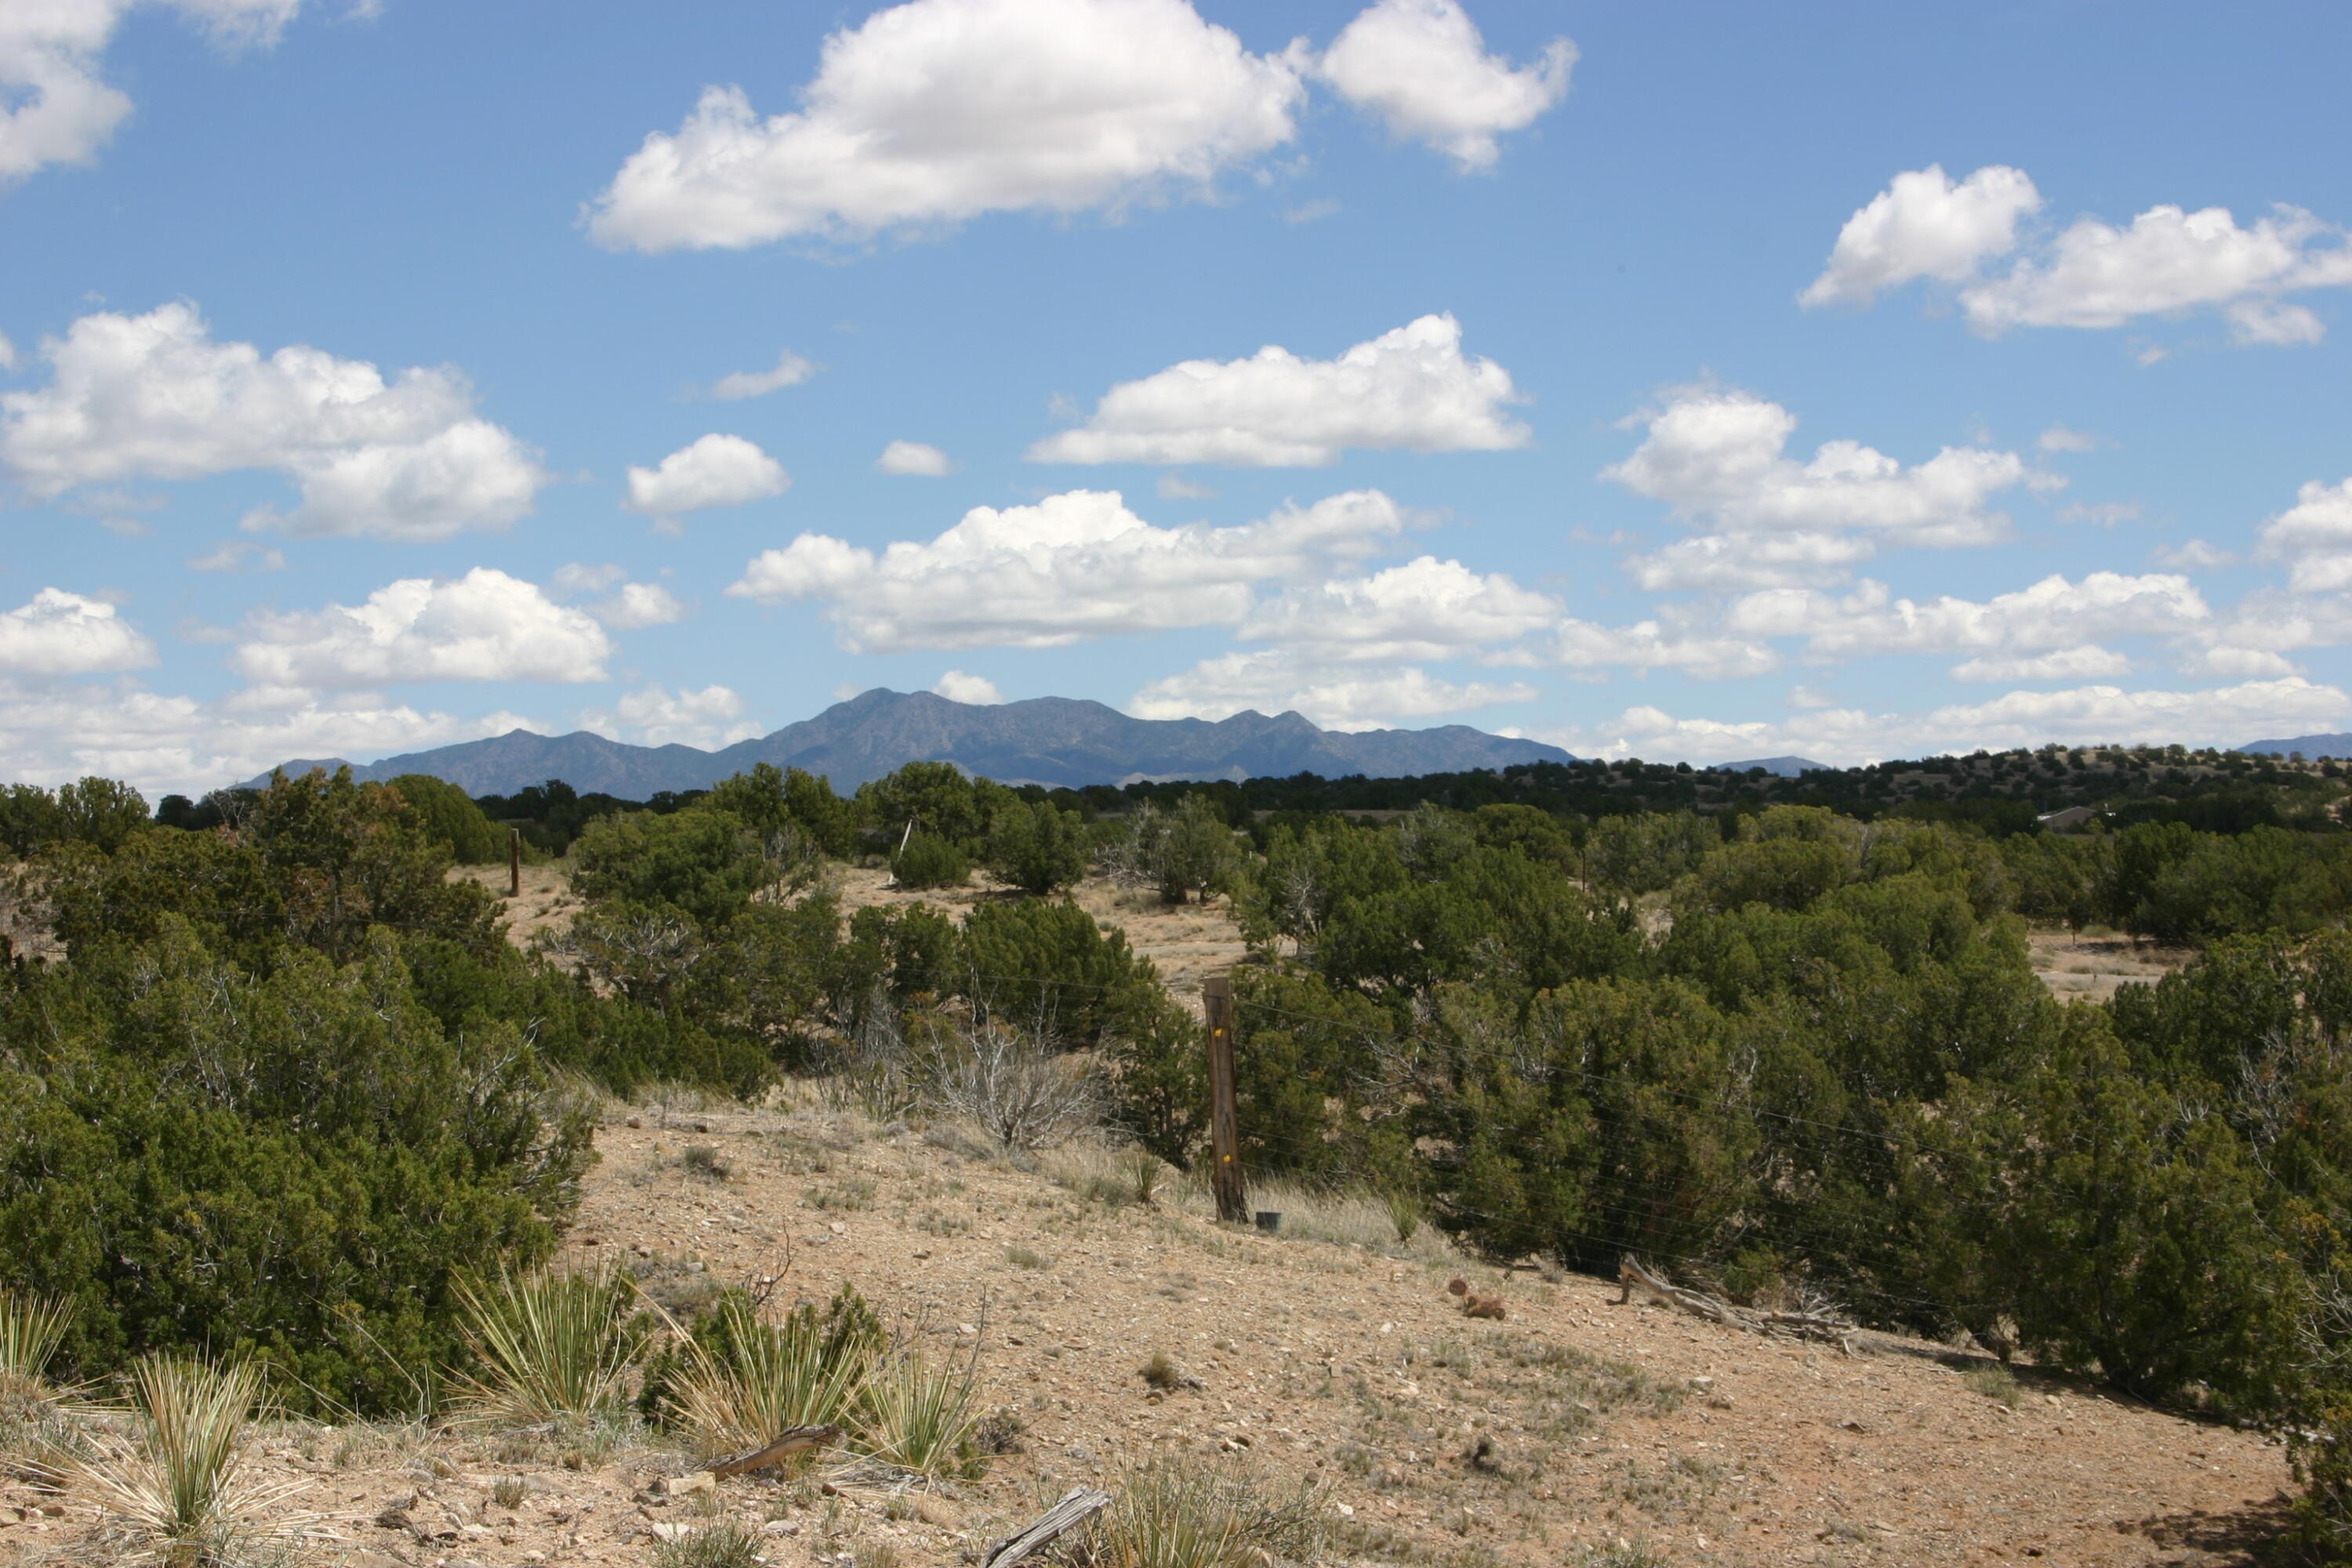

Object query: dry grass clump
[652,1515,765,1568]
[1240,1178,1461,1263]
[1962,1361,2023,1406]
[74,1355,305,1566]
[449,1260,642,1426]
[1071,1457,1323,1568]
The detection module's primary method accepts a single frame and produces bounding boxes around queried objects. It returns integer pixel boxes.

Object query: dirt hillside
[2,1091,2294,1568]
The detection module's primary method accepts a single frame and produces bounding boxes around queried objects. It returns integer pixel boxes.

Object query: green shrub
[891,831,970,890]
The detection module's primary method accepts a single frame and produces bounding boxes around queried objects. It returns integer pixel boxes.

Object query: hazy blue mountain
[1711,756,1831,777]
[2242,733,2352,758]
[242,689,1574,796]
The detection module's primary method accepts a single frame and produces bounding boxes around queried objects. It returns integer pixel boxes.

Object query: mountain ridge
[243,688,1576,796]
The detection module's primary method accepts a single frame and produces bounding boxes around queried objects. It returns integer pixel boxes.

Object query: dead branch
[1617,1255,1857,1351]
[982,1486,1114,1568]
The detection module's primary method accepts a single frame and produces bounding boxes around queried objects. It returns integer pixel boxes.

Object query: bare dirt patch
[2030,929,2196,1004]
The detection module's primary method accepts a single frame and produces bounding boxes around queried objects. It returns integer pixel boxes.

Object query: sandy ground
[2027,931,2196,1004]
[2,1094,2296,1568]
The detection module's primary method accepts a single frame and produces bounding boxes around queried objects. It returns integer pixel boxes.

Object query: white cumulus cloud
[1241,555,1559,660]
[580,684,760,749]
[728,487,1404,652]
[2257,477,2352,593]
[623,433,789,519]
[1950,646,2132,682]
[550,564,687,628]
[1809,165,2352,344]
[234,568,612,688]
[0,331,15,369]
[0,680,524,797]
[1313,0,1572,171]
[877,440,954,476]
[933,670,1004,704]
[710,350,818,400]
[1724,572,2211,661]
[0,587,156,675]
[1130,652,1534,729]
[1605,386,2037,588]
[0,303,545,540]
[586,0,1305,252]
[1559,677,2352,769]
[1030,313,1526,467]
[1,1,310,183]
[1802,164,2042,307]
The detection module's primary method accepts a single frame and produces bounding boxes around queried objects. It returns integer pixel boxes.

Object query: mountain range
[2242,732,2352,759]
[246,689,1577,797]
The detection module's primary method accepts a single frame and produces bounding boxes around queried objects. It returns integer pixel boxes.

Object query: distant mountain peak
[242,688,1573,797]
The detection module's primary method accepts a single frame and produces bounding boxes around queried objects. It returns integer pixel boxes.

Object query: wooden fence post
[1203,974,1246,1225]
[509,827,521,898]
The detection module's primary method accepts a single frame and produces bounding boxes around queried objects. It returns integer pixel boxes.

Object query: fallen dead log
[707,1423,841,1479]
[1617,1256,1857,1351]
[982,1485,1114,1568]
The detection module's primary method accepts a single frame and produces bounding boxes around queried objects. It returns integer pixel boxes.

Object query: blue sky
[3,0,2350,796]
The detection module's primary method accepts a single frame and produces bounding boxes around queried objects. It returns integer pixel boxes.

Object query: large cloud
[1802,164,2042,307]
[2257,477,2352,593]
[1725,572,2211,671]
[1240,555,1559,660]
[0,303,545,540]
[623,433,789,520]
[1604,387,2038,590]
[728,487,1404,651]
[0,587,156,676]
[586,0,1305,252]
[580,684,761,750]
[1129,652,1535,729]
[1563,676,2352,768]
[1807,165,2352,344]
[1,1,307,183]
[1029,314,1527,467]
[0,680,527,798]
[233,568,612,688]
[1313,0,1572,171]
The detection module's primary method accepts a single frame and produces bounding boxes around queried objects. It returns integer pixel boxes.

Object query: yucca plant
[1075,1458,1323,1568]
[449,1260,642,1426]
[77,1356,305,1566]
[852,1350,981,1479]
[657,1293,875,1462]
[0,1288,72,1408]
[652,1515,766,1568]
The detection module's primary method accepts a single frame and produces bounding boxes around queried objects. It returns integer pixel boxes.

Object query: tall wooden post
[509,827,521,898]
[1203,974,1246,1225]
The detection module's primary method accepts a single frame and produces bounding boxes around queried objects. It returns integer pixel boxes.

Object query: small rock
[649,1522,693,1543]
[374,1507,414,1532]
[1839,1418,1867,1432]
[828,1221,847,1236]
[957,1323,977,1336]
[347,1553,409,1568]
[913,1248,931,1260]
[1334,1503,1356,1518]
[764,1519,802,1537]
[1688,1376,1715,1391]
[659,1471,717,1497]
[626,1116,642,1129]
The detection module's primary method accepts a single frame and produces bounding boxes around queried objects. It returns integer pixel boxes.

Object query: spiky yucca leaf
[76,1355,306,1566]
[0,1288,71,1406]
[449,1261,641,1426]
[661,1294,873,1462]
[1078,1458,1324,1568]
[852,1351,980,1478]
